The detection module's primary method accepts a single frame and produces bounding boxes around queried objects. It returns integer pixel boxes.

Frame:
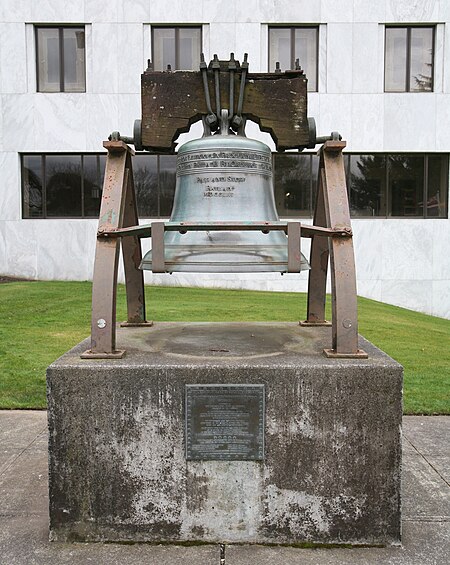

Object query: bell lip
[139,264,309,274]
[139,259,311,273]
[140,245,310,273]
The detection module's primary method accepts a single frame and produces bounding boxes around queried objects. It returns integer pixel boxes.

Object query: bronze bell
[140,109,309,273]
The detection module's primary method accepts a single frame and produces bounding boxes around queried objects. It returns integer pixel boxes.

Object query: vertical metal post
[287,221,302,272]
[151,222,166,273]
[321,141,366,358]
[120,152,152,327]
[82,141,132,359]
[301,157,330,326]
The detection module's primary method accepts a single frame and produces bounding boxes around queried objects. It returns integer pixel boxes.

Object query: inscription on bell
[177,149,272,176]
[196,175,246,199]
[185,384,265,461]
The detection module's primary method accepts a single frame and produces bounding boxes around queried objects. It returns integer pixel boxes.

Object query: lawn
[0,281,448,414]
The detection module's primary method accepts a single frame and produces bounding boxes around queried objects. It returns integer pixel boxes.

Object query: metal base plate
[323,348,368,359]
[299,320,332,327]
[120,321,154,328]
[80,349,126,359]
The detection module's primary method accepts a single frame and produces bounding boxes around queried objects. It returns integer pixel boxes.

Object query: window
[348,154,448,217]
[348,155,387,217]
[22,153,448,220]
[133,154,177,217]
[274,154,319,217]
[152,27,201,71]
[21,154,177,219]
[22,154,104,218]
[385,26,434,92]
[36,26,86,92]
[273,153,448,219]
[268,27,318,91]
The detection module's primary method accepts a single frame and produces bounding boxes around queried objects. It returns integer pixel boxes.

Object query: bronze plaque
[185,384,265,461]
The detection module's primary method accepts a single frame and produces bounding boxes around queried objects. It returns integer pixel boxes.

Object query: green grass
[0,281,449,413]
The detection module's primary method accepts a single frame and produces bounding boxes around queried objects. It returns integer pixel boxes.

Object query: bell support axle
[97,222,352,239]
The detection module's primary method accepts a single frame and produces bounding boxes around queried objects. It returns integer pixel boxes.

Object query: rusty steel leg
[81,141,132,359]
[300,157,331,327]
[120,153,153,328]
[321,141,367,358]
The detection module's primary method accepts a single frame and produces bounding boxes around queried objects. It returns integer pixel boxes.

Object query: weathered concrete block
[47,323,402,545]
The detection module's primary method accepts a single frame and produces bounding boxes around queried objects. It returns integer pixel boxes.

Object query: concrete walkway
[0,411,448,565]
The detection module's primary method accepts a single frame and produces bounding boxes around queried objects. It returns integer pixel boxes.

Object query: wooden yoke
[82,141,152,359]
[141,66,309,152]
[302,141,367,358]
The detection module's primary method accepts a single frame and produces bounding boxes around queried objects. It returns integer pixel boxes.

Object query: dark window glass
[36,26,85,92]
[385,26,434,92]
[427,155,448,218]
[22,156,43,218]
[83,155,104,217]
[133,155,158,217]
[389,155,424,217]
[46,155,82,216]
[63,28,86,92]
[269,27,318,91]
[152,27,201,71]
[274,154,313,217]
[159,155,177,216]
[349,155,387,217]
[410,27,433,92]
[22,153,448,220]
[311,154,320,211]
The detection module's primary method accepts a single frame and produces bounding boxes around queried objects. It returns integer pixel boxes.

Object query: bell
[140,114,309,273]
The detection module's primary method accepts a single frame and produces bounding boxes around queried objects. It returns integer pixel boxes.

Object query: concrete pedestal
[47,323,402,545]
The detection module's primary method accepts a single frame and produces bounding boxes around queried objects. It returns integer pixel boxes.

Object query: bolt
[206,113,218,127]
[231,115,243,129]
[97,318,107,329]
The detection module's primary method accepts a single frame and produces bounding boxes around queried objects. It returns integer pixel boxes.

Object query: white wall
[0,0,449,319]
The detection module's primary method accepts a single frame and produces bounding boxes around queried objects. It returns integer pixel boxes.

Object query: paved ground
[0,411,448,565]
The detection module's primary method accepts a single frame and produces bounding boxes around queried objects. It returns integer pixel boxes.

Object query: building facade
[1,0,449,318]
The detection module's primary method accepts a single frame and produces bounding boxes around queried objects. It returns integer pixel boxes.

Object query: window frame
[384,25,435,93]
[21,153,103,219]
[35,25,86,93]
[151,25,202,71]
[346,153,448,219]
[21,153,179,220]
[268,25,319,92]
[21,152,448,220]
[272,152,448,220]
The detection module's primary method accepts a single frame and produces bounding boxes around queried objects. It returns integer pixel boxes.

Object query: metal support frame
[81,141,151,359]
[84,140,366,359]
[302,141,367,358]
